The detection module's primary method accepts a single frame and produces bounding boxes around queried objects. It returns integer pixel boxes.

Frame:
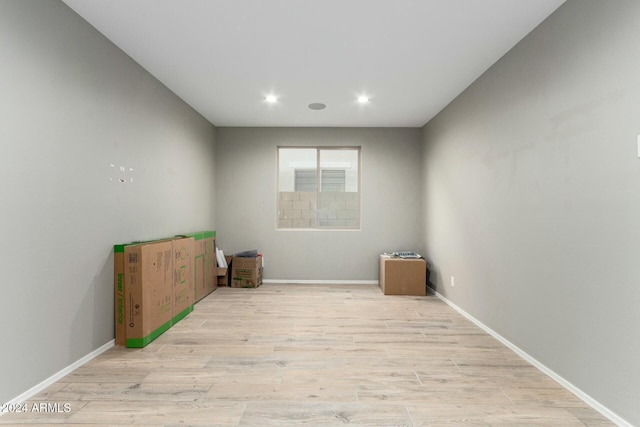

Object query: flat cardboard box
[231,255,263,288]
[125,240,174,348]
[113,243,131,346]
[379,255,426,296]
[217,255,232,287]
[194,245,205,300]
[113,237,164,346]
[204,232,217,295]
[184,231,216,302]
[172,237,194,323]
[216,267,228,280]
[114,232,215,347]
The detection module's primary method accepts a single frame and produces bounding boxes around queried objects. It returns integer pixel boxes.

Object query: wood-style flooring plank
[239,402,412,426]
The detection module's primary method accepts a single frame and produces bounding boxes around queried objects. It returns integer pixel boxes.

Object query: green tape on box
[125,319,173,348]
[183,231,216,241]
[113,241,146,252]
[115,236,173,252]
[172,305,194,325]
[183,232,203,240]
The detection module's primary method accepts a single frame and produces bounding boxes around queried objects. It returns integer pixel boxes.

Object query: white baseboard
[1,340,115,414]
[431,288,631,427]
[262,279,378,285]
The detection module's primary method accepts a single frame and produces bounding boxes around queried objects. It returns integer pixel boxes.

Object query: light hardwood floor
[1,284,613,426]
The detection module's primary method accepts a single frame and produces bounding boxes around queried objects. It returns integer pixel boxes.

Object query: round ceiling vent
[308,103,326,110]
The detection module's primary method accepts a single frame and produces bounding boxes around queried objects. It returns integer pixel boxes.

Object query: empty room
[0,0,638,425]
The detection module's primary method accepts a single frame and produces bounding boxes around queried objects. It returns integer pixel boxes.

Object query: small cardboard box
[172,237,194,323]
[231,255,263,288]
[125,240,174,348]
[379,255,426,296]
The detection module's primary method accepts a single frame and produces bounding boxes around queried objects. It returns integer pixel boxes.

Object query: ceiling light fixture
[265,95,278,103]
[308,103,326,110]
[357,95,370,104]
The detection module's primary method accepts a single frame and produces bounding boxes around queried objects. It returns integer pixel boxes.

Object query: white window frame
[277,146,361,231]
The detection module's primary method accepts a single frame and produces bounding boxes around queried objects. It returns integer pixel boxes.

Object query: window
[278,147,360,230]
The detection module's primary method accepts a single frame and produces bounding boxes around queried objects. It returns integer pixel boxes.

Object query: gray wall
[215,128,423,281]
[421,0,640,424]
[0,0,216,404]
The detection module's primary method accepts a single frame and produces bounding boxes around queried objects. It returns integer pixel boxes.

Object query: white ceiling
[61,0,565,128]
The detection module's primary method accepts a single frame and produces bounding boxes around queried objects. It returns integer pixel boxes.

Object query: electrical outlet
[450,276,455,287]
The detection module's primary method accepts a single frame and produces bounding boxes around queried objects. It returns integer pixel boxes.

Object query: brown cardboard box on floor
[124,240,174,347]
[379,255,426,296]
[172,237,195,323]
[184,231,216,302]
[113,242,133,346]
[231,255,263,288]
[203,232,217,295]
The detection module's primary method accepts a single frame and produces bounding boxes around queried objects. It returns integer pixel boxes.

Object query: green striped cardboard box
[114,231,215,348]
[113,238,167,347]
[171,236,195,325]
[183,231,216,302]
[124,240,174,348]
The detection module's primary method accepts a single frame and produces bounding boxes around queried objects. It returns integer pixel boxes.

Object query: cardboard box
[204,233,217,295]
[379,255,426,296]
[172,237,194,323]
[216,267,228,284]
[113,243,130,346]
[125,240,174,348]
[184,231,216,302]
[231,255,263,288]
[216,255,232,287]
[113,238,162,346]
[114,232,215,347]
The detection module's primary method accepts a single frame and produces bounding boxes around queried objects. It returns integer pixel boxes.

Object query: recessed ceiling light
[308,103,326,110]
[265,95,278,103]
[357,95,370,104]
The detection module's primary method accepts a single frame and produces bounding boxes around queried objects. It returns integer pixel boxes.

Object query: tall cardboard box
[379,255,427,296]
[231,255,263,288]
[124,240,174,348]
[191,233,206,302]
[113,243,131,346]
[184,231,216,302]
[204,232,217,295]
[172,237,194,323]
[113,238,158,346]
